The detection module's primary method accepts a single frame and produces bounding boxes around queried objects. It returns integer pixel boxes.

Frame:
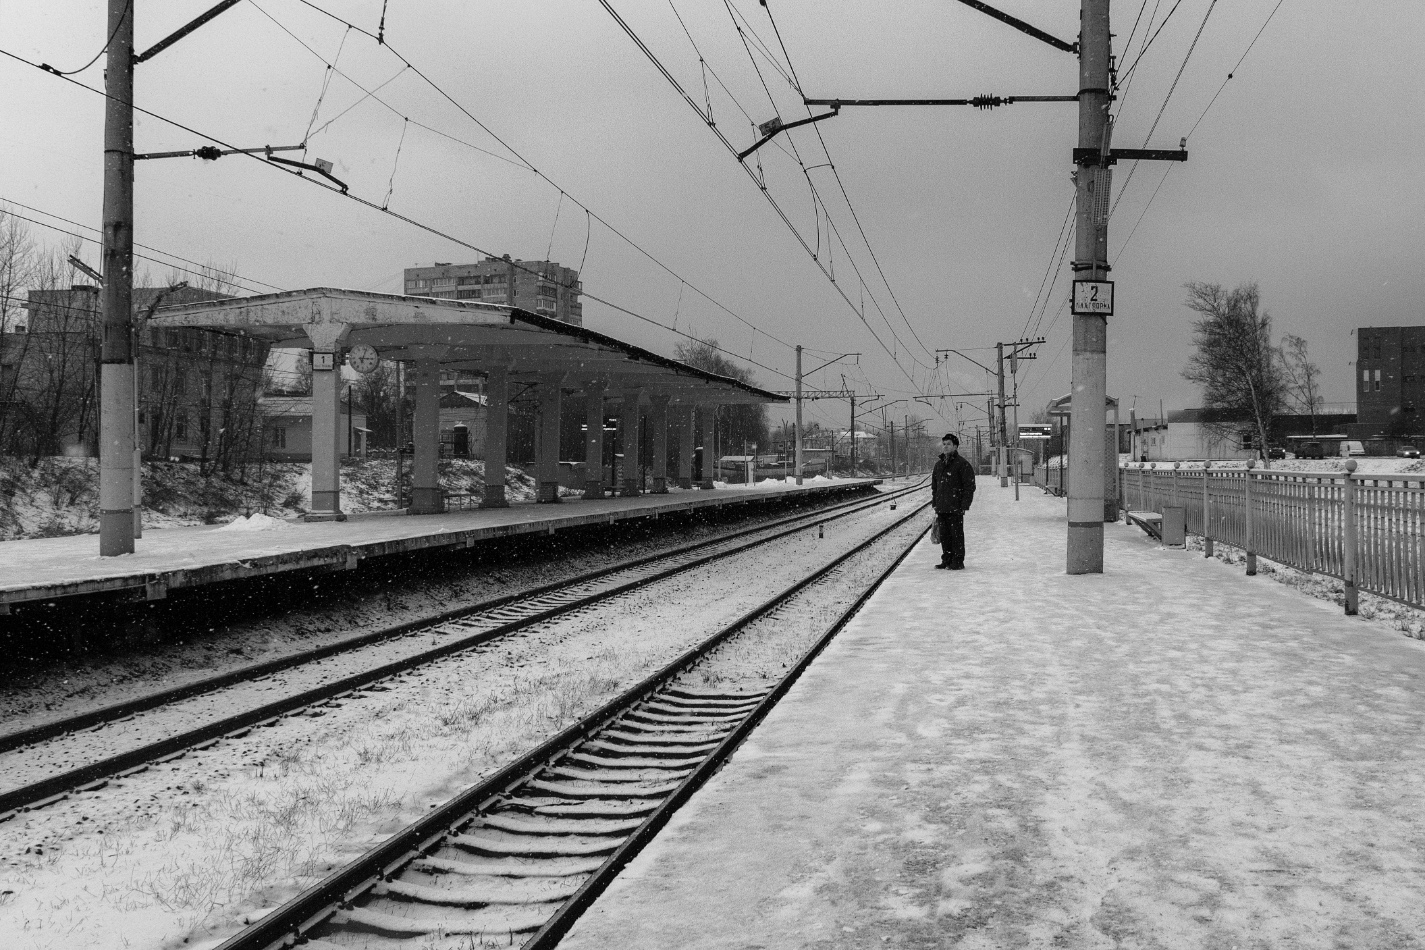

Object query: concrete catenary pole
[1067,0,1112,574]
[997,341,1008,487]
[99,0,136,556]
[849,394,856,477]
[795,345,804,485]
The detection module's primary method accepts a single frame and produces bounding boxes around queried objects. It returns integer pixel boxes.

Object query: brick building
[1353,325,1425,438]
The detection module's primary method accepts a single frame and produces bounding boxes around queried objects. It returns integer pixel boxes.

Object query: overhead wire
[0,43,795,386]
[0,199,285,294]
[1113,0,1287,265]
[281,0,804,361]
[38,0,130,76]
[1109,0,1219,221]
[592,0,927,392]
[758,0,939,369]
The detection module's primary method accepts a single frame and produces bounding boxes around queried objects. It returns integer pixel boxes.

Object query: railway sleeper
[527,777,682,799]
[451,830,620,857]
[544,764,691,784]
[375,875,586,907]
[476,812,646,836]
[503,796,658,819]
[566,750,700,769]
[634,703,751,722]
[592,730,720,750]
[414,854,606,878]
[618,712,736,731]
[331,901,558,936]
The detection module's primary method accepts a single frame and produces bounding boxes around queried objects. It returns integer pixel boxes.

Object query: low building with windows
[259,395,367,462]
[404,256,582,326]
[11,285,269,463]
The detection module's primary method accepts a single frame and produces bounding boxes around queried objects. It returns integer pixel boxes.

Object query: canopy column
[676,405,695,489]
[536,372,565,503]
[619,387,643,497]
[582,379,608,500]
[409,360,444,514]
[481,364,510,509]
[699,404,718,489]
[304,322,349,521]
[649,394,670,494]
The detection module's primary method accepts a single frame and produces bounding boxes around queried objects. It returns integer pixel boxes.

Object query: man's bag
[930,517,941,544]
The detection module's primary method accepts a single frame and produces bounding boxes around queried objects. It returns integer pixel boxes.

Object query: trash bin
[1161,505,1186,547]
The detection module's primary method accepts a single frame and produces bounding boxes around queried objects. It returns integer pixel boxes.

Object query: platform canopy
[1047,392,1120,420]
[150,287,786,406]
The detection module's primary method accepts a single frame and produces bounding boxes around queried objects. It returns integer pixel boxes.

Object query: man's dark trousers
[938,511,965,567]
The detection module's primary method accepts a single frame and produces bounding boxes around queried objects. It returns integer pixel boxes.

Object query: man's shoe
[935,561,949,569]
[949,562,965,570]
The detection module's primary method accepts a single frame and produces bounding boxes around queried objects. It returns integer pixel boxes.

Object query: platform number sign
[1072,280,1114,316]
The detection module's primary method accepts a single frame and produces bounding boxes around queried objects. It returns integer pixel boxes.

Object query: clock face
[347,343,380,374]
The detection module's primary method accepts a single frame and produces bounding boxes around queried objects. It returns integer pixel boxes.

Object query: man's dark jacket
[932,451,976,514]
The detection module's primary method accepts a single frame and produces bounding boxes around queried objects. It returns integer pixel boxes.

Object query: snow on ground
[0,456,568,541]
[0,485,873,737]
[0,497,914,950]
[562,478,1425,950]
[1125,456,1425,476]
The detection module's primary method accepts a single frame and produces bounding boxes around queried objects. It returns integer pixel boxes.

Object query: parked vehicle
[1340,440,1366,457]
[1267,446,1287,459]
[1297,441,1326,460]
[1397,446,1421,459]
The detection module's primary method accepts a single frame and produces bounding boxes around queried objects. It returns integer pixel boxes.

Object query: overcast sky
[1,1,1419,438]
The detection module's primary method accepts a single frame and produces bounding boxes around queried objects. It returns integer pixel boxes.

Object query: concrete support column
[307,348,345,520]
[650,394,670,493]
[619,388,642,497]
[677,405,695,489]
[409,360,443,514]
[536,372,564,503]
[699,404,718,489]
[481,365,510,508]
[583,380,608,499]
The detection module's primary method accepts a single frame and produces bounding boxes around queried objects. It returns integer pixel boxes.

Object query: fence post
[1343,459,1359,615]
[1172,461,1180,509]
[1203,459,1214,558]
[1244,458,1257,576]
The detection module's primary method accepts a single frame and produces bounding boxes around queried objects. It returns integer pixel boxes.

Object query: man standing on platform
[932,433,976,570]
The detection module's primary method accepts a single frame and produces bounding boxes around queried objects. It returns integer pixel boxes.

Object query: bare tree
[1182,281,1284,460]
[0,209,37,453]
[1279,334,1323,436]
[674,337,769,451]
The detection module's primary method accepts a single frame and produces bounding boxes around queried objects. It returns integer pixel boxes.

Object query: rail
[1120,460,1425,616]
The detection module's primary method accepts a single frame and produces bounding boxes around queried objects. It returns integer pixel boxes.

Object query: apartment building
[404,256,583,326]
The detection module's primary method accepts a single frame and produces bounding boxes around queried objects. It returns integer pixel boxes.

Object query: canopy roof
[151,288,785,406]
[1047,392,1120,418]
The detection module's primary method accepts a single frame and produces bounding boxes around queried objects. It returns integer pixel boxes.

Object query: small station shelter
[151,288,785,519]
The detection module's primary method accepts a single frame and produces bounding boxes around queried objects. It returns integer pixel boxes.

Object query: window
[1375,369,1382,392]
[174,369,187,395]
[174,412,188,441]
[165,329,179,349]
[272,427,287,449]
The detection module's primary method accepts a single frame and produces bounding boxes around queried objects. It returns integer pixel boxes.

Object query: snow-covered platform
[563,477,1425,949]
[0,478,878,614]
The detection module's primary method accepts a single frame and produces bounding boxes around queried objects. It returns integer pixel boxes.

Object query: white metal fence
[1120,461,1425,615]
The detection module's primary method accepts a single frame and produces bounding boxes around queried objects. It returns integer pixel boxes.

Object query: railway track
[213,493,932,950]
[0,480,926,817]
